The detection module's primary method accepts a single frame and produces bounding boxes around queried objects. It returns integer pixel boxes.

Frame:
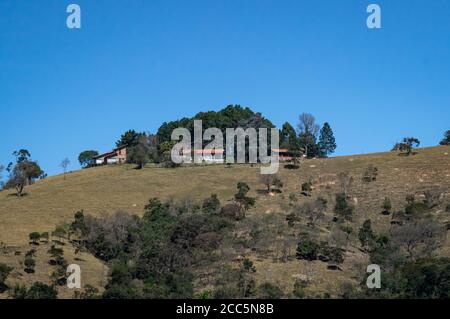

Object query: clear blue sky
[1,0,449,176]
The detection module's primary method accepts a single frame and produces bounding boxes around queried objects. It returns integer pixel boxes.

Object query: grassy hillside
[1,146,449,298]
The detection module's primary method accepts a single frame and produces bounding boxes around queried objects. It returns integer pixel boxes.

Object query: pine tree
[318,122,336,158]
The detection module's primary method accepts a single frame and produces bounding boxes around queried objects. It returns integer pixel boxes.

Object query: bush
[234,182,255,210]
[423,190,441,209]
[296,238,319,261]
[382,197,392,215]
[0,263,13,293]
[202,194,220,214]
[301,181,312,196]
[334,193,354,222]
[24,256,36,273]
[25,282,58,299]
[362,164,378,183]
[28,232,40,245]
[293,279,308,298]
[220,202,245,221]
[257,282,284,299]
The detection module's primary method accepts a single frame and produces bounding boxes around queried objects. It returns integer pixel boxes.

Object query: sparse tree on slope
[60,158,70,180]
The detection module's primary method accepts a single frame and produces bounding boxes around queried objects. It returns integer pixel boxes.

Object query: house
[271,149,293,162]
[93,146,127,165]
[181,149,225,163]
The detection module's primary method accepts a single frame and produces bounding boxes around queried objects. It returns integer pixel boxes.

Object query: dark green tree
[116,129,142,148]
[440,130,450,146]
[78,150,99,168]
[398,137,420,155]
[358,219,375,252]
[318,122,336,157]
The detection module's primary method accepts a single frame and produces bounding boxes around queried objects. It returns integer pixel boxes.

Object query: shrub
[423,190,441,209]
[234,182,255,210]
[24,256,36,273]
[334,193,354,223]
[257,282,284,299]
[25,282,58,299]
[220,202,245,221]
[301,181,312,196]
[0,263,13,293]
[293,279,308,298]
[28,232,40,245]
[202,194,220,214]
[446,203,450,213]
[260,174,283,193]
[296,238,319,261]
[382,197,392,215]
[362,164,378,183]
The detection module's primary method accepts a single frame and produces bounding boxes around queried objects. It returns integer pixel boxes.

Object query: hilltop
[0,146,449,298]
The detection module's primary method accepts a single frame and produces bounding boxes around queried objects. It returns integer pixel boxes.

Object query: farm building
[93,146,127,165]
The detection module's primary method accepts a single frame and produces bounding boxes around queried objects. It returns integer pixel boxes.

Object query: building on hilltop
[93,146,127,165]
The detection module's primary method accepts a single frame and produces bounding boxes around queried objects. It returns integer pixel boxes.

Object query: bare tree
[5,166,27,196]
[338,171,353,197]
[391,219,446,260]
[297,113,320,137]
[60,158,70,180]
[260,174,283,193]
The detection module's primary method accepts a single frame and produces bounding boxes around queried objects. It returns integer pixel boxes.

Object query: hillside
[1,146,449,298]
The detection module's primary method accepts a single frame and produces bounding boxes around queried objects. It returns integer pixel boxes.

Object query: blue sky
[1,0,449,176]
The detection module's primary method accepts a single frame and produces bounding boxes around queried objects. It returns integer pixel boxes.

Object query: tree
[297,113,320,158]
[391,219,446,260]
[317,122,336,157]
[25,282,58,299]
[358,219,375,252]
[0,164,4,189]
[128,134,158,169]
[439,130,450,146]
[6,166,27,196]
[116,129,142,148]
[234,182,255,210]
[78,150,99,168]
[334,193,354,223]
[338,171,353,197]
[5,150,44,195]
[60,158,70,180]
[29,232,41,245]
[398,137,420,156]
[260,174,283,193]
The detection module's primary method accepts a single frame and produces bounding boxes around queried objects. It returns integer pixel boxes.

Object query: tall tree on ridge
[318,122,337,158]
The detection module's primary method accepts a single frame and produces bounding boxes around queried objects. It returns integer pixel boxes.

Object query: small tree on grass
[301,181,312,197]
[362,164,378,183]
[24,256,36,273]
[202,194,221,214]
[260,174,283,193]
[29,232,41,245]
[60,158,70,180]
[382,197,392,215]
[398,137,420,156]
[25,282,58,299]
[78,150,99,168]
[358,219,375,252]
[234,182,255,210]
[334,193,354,223]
